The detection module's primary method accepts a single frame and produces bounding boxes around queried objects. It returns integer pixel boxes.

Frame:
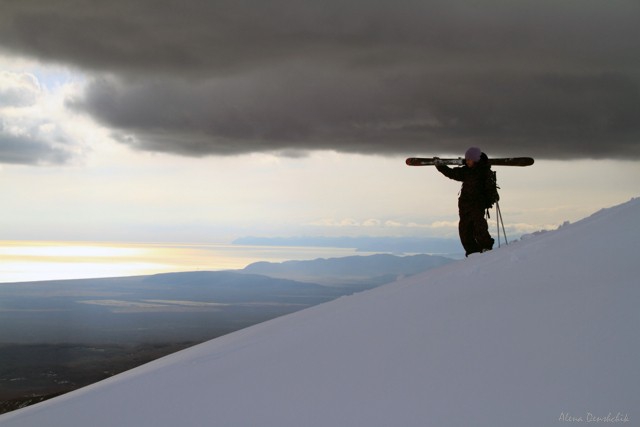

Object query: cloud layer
[1,0,639,160]
[0,71,75,165]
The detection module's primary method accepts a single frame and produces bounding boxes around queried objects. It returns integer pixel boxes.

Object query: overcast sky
[0,0,639,245]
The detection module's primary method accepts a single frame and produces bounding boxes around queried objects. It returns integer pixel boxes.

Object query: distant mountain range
[232,236,463,255]
[242,253,454,287]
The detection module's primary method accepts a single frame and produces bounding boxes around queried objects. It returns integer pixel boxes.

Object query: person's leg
[459,212,480,256]
[470,209,494,252]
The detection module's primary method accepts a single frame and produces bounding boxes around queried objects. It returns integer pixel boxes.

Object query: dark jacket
[436,153,492,211]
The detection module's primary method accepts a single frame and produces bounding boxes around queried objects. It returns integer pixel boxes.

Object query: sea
[0,241,373,284]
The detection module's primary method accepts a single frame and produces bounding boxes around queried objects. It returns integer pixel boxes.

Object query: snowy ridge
[1,199,638,427]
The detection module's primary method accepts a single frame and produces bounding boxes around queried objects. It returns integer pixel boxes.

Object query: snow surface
[1,198,638,427]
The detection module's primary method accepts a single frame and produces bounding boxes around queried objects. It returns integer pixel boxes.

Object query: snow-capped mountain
[1,198,638,427]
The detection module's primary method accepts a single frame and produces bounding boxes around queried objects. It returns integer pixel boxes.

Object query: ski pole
[496,202,508,247]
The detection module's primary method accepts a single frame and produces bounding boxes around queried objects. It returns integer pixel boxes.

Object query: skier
[435,147,495,257]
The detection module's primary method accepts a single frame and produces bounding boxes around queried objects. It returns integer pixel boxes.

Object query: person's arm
[436,163,466,182]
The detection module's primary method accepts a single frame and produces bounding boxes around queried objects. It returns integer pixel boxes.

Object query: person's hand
[433,157,443,166]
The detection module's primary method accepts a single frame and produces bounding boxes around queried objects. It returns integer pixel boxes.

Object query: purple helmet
[465,147,482,162]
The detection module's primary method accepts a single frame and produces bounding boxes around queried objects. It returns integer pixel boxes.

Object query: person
[435,147,495,257]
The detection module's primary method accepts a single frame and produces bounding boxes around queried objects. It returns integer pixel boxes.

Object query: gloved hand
[433,157,443,166]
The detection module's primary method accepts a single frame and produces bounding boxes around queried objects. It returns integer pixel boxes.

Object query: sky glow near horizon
[0,240,372,283]
[0,0,639,283]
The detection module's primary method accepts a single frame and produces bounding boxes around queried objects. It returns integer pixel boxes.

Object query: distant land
[233,236,464,256]
[0,271,346,413]
[0,253,453,414]
[242,253,453,287]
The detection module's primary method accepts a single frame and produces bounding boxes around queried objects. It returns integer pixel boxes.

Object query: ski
[405,157,534,167]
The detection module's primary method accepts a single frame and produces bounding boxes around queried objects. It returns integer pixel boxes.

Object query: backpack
[484,169,500,209]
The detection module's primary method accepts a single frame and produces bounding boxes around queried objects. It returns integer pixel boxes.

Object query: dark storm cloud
[2,0,639,159]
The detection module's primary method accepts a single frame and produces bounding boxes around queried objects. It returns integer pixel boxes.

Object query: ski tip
[488,157,536,166]
[515,157,535,166]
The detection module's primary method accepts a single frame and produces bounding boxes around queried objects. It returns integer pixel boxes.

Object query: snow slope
[1,199,638,427]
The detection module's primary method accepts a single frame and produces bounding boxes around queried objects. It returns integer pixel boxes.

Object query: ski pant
[458,207,494,257]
